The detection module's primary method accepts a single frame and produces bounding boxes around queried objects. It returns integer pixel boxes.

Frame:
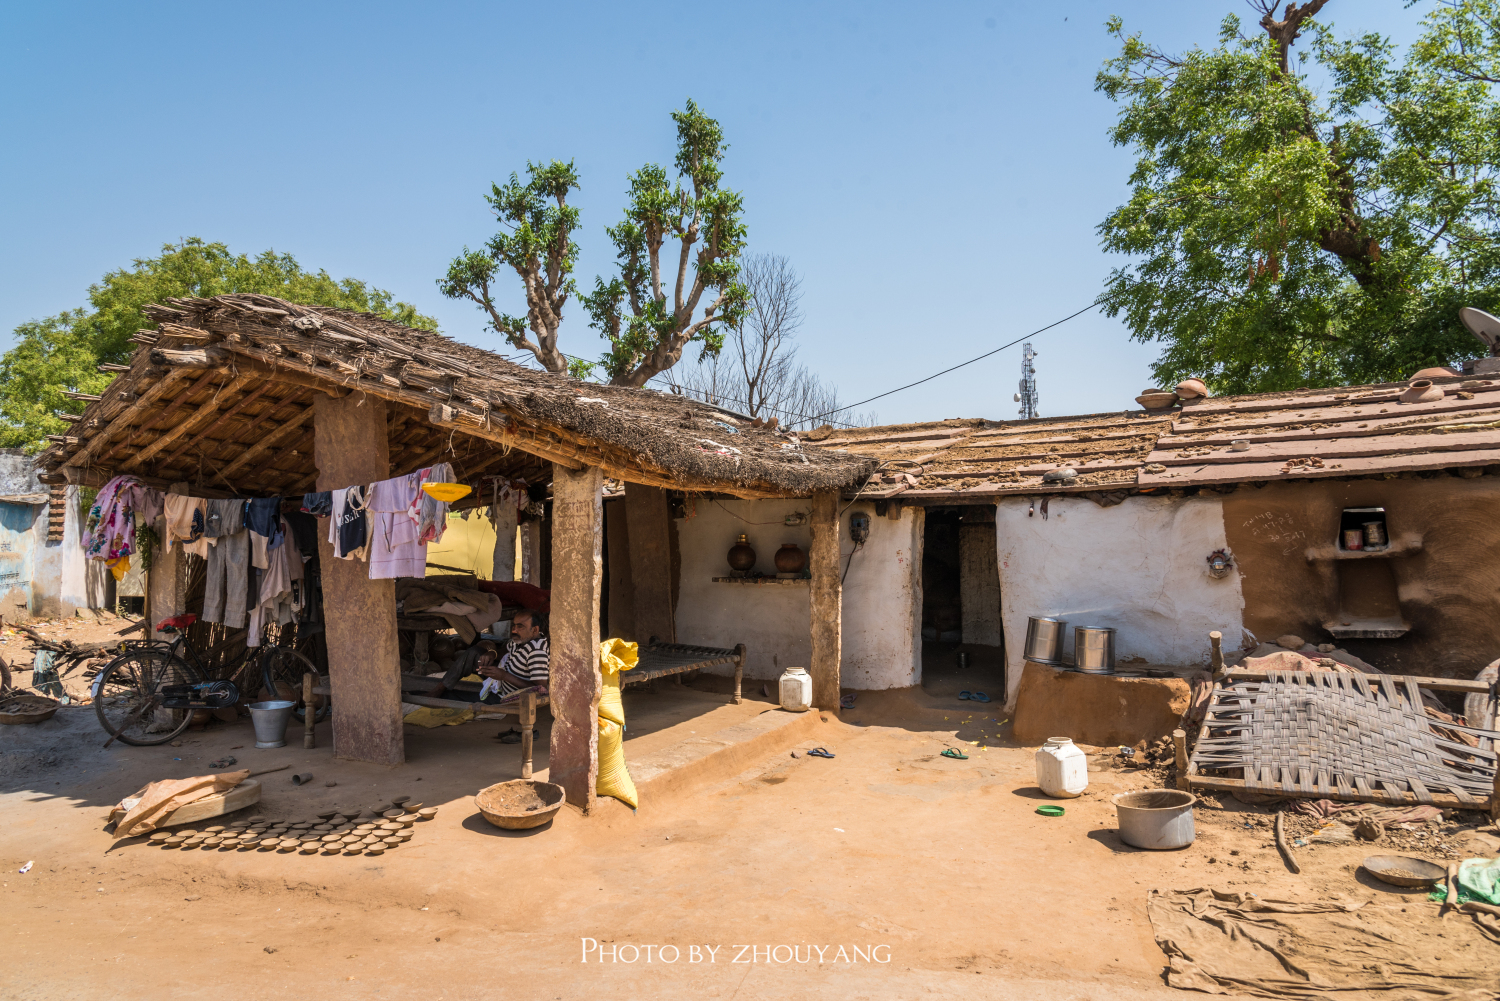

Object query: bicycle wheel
[258,646,328,721]
[93,649,196,746]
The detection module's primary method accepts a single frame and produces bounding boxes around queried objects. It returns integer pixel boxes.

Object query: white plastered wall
[673,498,924,689]
[995,494,1246,709]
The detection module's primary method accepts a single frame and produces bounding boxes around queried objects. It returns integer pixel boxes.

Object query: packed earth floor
[3,624,1496,1000]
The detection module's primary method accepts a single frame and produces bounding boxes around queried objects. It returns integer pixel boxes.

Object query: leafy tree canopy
[0,238,436,451]
[1097,0,1500,395]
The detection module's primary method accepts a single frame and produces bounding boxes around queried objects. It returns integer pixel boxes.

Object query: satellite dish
[1459,307,1500,352]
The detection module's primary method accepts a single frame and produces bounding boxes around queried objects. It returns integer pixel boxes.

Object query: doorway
[920,506,1005,700]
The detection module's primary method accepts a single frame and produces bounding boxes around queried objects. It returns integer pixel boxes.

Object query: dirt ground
[1,623,1491,1000]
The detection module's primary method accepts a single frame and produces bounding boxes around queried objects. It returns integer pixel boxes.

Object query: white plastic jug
[1035,737,1088,798]
[779,667,812,712]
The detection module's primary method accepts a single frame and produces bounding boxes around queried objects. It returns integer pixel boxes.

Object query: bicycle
[91,612,323,747]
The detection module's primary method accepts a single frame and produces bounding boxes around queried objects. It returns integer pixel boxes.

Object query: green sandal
[941,748,969,759]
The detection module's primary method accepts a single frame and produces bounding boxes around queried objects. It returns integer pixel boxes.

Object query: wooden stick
[1173,728,1189,791]
[520,691,536,781]
[248,764,291,778]
[1461,901,1500,918]
[1445,862,1461,913]
[1274,810,1301,874]
[1209,630,1224,679]
[303,672,316,749]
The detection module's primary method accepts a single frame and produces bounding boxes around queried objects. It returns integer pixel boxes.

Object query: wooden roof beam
[97,369,223,465]
[218,395,312,479]
[60,369,190,472]
[123,372,255,472]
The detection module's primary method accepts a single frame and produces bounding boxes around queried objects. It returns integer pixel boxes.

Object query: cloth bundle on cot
[596,638,640,807]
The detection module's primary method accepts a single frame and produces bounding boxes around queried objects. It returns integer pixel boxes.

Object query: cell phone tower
[1014,341,1039,419]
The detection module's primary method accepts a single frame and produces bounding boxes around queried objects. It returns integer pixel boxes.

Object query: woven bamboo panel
[1188,670,1499,807]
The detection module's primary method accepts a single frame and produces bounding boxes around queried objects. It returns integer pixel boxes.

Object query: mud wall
[995,494,1247,708]
[673,498,924,688]
[1222,474,1500,680]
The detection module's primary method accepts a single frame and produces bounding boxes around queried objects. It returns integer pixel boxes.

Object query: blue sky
[0,0,1430,424]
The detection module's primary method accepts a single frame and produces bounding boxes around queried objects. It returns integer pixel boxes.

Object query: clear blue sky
[0,0,1429,424]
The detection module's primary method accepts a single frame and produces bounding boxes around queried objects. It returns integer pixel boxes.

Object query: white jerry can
[1035,737,1089,798]
[778,667,813,712]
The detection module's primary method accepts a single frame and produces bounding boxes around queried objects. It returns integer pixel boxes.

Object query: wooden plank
[1137,446,1500,487]
[123,372,255,471]
[217,395,312,479]
[1146,428,1500,468]
[1173,386,1500,431]
[817,427,971,447]
[61,369,190,471]
[810,489,842,713]
[1168,400,1500,443]
[1222,669,1492,694]
[98,370,223,465]
[159,380,276,467]
[548,462,603,812]
[1185,773,1483,811]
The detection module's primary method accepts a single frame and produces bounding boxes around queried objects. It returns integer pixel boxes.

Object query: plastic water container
[778,667,812,712]
[1035,737,1088,798]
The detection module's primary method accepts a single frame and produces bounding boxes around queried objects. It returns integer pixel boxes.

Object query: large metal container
[249,700,296,749]
[1073,626,1116,674]
[1112,789,1197,849]
[1023,616,1067,664]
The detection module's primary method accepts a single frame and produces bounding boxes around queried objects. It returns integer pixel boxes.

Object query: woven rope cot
[1187,670,1500,810]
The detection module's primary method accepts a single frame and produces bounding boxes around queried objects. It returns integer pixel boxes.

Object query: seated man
[475,609,549,702]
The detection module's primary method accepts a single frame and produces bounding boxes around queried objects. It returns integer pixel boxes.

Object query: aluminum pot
[1074,627,1116,674]
[1113,789,1197,850]
[1023,617,1067,664]
[248,700,296,749]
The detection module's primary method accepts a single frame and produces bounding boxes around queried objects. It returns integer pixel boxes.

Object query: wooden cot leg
[520,691,536,781]
[303,673,316,749]
[733,643,745,706]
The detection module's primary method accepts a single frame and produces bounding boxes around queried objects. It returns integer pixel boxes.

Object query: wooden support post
[490,491,518,582]
[303,673,316,749]
[1173,728,1188,791]
[810,489,842,713]
[313,392,403,767]
[548,462,603,811]
[624,484,674,644]
[520,691,536,780]
[1209,630,1225,679]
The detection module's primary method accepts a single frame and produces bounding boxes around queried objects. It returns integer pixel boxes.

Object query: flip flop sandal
[969,692,991,703]
[941,748,969,759]
[497,729,522,743]
[958,691,973,701]
[839,694,856,709]
[807,747,836,759]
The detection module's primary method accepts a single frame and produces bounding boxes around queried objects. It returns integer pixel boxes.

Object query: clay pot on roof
[1410,366,1459,380]
[1399,379,1445,404]
[1174,378,1209,399]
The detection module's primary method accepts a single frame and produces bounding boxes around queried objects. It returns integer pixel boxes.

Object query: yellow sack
[596,717,638,808]
[598,638,639,726]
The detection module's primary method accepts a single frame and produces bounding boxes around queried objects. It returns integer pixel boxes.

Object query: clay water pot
[1174,378,1209,399]
[1135,390,1179,411]
[1399,379,1444,404]
[727,534,756,575]
[774,543,806,575]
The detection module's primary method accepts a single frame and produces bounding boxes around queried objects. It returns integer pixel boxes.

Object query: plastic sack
[596,717,638,809]
[597,639,639,726]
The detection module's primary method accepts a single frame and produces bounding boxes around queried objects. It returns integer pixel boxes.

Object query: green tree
[437,160,582,375]
[1097,0,1500,395]
[583,100,750,387]
[0,238,436,451]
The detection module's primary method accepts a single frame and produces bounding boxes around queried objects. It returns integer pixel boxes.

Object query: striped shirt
[501,636,550,686]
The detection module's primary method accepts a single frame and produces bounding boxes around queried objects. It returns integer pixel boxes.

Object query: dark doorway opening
[920,507,1006,702]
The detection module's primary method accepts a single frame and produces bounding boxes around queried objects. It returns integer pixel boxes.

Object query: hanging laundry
[285,511,319,559]
[367,473,426,579]
[409,462,458,543]
[203,527,249,628]
[120,482,164,527]
[82,475,145,562]
[247,517,303,647]
[163,494,211,560]
[301,492,332,518]
[203,498,244,540]
[327,486,369,560]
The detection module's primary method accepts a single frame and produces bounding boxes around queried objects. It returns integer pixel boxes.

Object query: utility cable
[808,301,1099,422]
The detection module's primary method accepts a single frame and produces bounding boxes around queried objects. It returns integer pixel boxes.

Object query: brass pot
[727,534,756,575]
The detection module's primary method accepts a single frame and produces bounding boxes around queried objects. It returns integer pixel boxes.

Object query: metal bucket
[1112,789,1197,850]
[1074,627,1116,674]
[1023,617,1067,664]
[248,700,296,749]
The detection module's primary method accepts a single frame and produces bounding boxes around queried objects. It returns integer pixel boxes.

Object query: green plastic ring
[1036,805,1065,817]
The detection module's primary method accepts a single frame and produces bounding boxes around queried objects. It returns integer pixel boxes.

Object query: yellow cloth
[403,705,474,728]
[106,555,130,581]
[422,482,472,502]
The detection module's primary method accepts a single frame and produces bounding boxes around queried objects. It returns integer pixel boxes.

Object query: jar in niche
[774,543,807,577]
[727,534,756,576]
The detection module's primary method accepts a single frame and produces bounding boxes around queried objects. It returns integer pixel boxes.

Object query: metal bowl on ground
[1363,855,1447,888]
[0,693,60,725]
[475,779,565,830]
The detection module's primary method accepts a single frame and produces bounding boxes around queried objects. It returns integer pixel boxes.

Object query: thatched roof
[35,294,874,498]
[823,374,1500,503]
